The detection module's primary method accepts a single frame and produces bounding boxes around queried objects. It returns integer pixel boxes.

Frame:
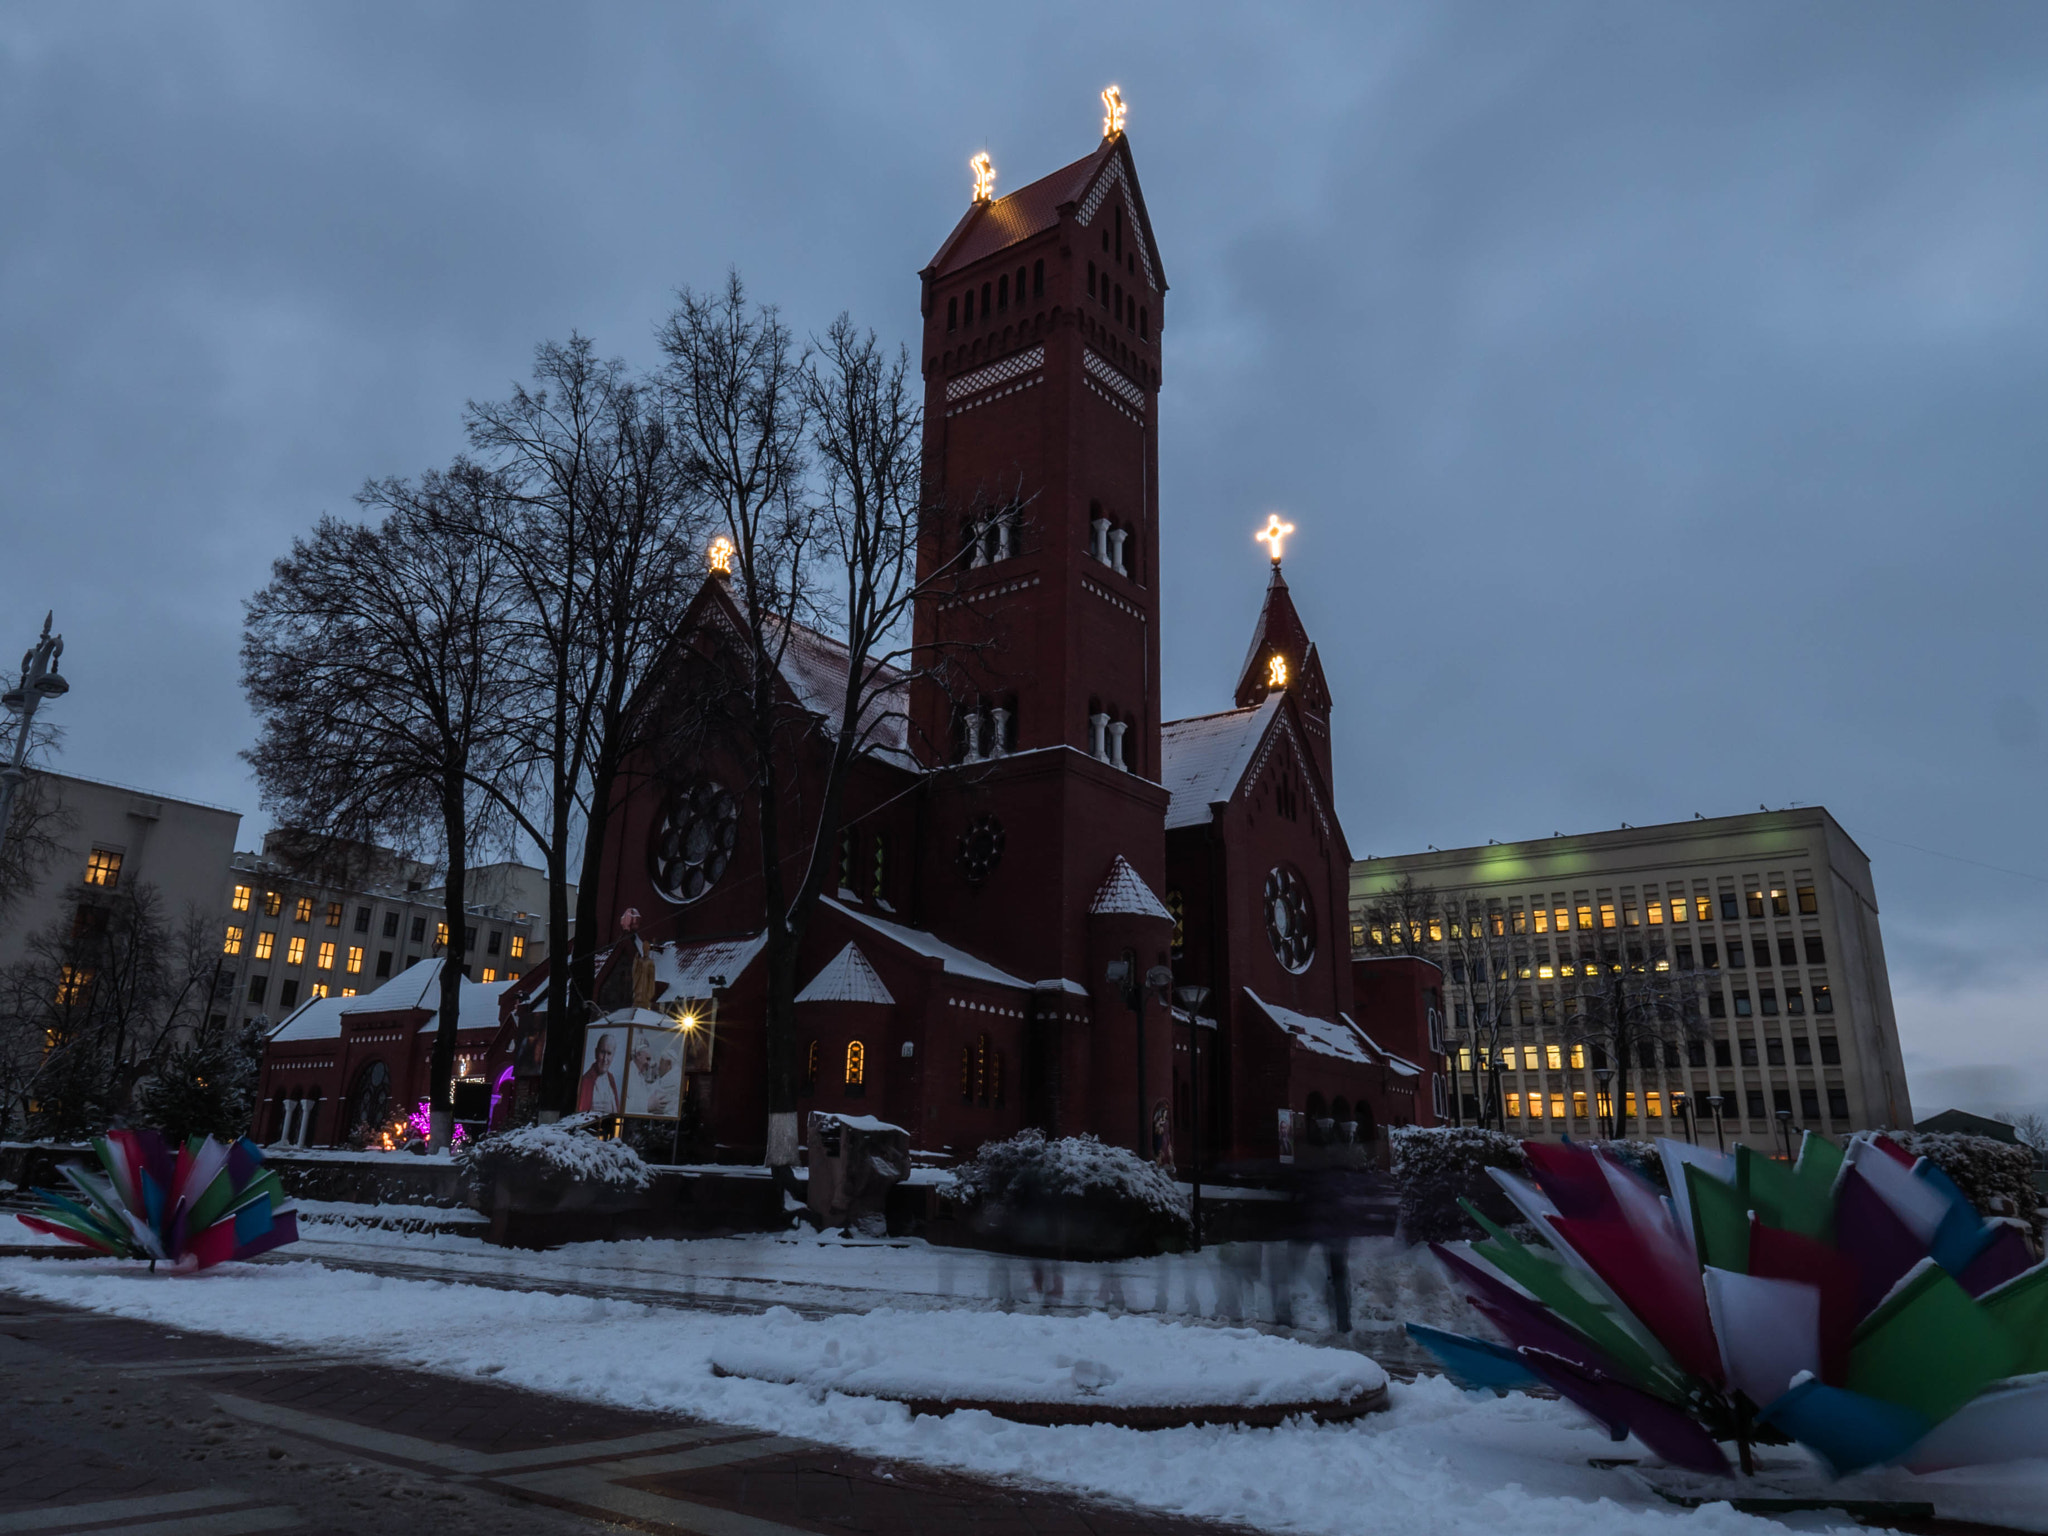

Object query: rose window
[956,814,1006,886]
[650,777,739,905]
[1264,865,1315,974]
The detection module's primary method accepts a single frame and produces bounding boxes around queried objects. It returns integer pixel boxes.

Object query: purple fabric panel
[1521,1350,1731,1476]
[1431,1244,1627,1382]
[1836,1167,1929,1321]
[1957,1224,2035,1298]
[1524,1142,1619,1220]
[226,1139,258,1190]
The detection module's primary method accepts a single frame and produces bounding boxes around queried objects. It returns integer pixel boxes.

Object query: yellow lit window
[1538,963,1554,980]
[1671,896,1690,923]
[83,848,122,887]
[1647,900,1664,925]
[1549,1093,1566,1120]
[56,964,92,1005]
[264,891,282,917]
[1599,902,1616,929]
[1559,958,1576,977]
[1623,901,1639,926]
[1428,919,1442,942]
[254,931,275,961]
[510,935,525,959]
[1570,1043,1586,1069]
[288,896,309,923]
[1521,1045,1539,1071]
[232,884,252,912]
[1647,1091,1663,1118]
[224,925,245,956]
[1597,1090,1614,1118]
[1511,908,1527,935]
[287,936,307,966]
[1623,1091,1637,1118]
[316,941,335,970]
[1654,957,1670,972]
[1546,1043,1563,1070]
[1573,1091,1589,1120]
[310,982,329,999]
[1533,908,1549,933]
[1553,907,1568,933]
[341,987,357,998]
[1505,1092,1522,1118]
[1577,904,1593,930]
[481,967,497,983]
[436,923,449,948]
[346,945,363,974]
[1457,1047,1474,1072]
[1490,912,1505,938]
[325,902,343,928]
[845,1039,865,1086]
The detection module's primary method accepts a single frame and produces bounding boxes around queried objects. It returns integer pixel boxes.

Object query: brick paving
[0,1285,1250,1535]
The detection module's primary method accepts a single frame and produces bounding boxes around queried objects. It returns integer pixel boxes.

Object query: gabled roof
[1235,564,1329,712]
[766,616,913,763]
[1088,855,1174,921]
[796,942,896,1006]
[824,898,1031,990]
[649,933,768,999]
[1243,988,1376,1066]
[926,133,1167,291]
[1158,695,1281,829]
[268,961,509,1043]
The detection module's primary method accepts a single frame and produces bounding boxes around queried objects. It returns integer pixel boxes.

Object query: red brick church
[257,108,1441,1162]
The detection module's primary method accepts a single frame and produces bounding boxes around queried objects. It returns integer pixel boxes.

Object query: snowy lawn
[5,1256,2040,1535]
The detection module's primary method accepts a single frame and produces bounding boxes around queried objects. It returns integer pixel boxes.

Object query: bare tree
[658,280,985,1168]
[1437,893,1528,1129]
[1997,1110,2048,1156]
[242,471,515,1147]
[1561,944,1708,1140]
[0,748,73,930]
[462,335,709,1115]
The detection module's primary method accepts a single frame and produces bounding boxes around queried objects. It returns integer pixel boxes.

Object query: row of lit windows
[1501,1083,1850,1122]
[1363,882,1821,947]
[227,885,525,959]
[801,1039,868,1091]
[1457,1032,1842,1075]
[223,919,524,967]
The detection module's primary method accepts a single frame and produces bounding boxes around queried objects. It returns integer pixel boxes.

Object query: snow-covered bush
[948,1130,1190,1255]
[1892,1131,2043,1244]
[1389,1127,1524,1244]
[457,1112,653,1211]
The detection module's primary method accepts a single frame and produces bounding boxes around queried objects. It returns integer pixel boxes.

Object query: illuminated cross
[1101,85,1127,139]
[1255,513,1295,563]
[970,152,995,204]
[1267,654,1289,688]
[707,535,735,576]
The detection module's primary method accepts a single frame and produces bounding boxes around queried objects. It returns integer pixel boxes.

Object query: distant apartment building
[219,832,551,1030]
[1350,807,1911,1153]
[0,771,241,994]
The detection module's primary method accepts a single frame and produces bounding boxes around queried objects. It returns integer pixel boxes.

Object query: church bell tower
[910,92,1168,777]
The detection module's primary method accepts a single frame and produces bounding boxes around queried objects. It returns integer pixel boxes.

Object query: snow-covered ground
[1,1211,72,1246]
[4,1240,2043,1534]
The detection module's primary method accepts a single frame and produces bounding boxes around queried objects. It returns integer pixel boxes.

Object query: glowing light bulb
[970,152,995,203]
[1255,513,1295,562]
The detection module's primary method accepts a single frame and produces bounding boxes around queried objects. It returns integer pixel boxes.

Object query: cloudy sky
[6,4,2047,1120]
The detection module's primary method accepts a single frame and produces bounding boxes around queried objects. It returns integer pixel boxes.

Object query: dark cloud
[5,3,2045,1114]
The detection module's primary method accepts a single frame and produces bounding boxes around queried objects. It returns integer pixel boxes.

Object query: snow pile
[708,1305,1385,1411]
[11,1256,2030,1534]
[457,1113,652,1196]
[1893,1131,2042,1240]
[949,1130,1189,1252]
[1389,1126,1524,1243]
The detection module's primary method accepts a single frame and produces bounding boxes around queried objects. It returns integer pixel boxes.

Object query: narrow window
[1813,984,1833,1014]
[383,911,399,937]
[487,929,502,955]
[1786,986,1805,1014]
[376,951,393,978]
[1708,991,1726,1018]
[947,296,958,331]
[279,978,299,1009]
[806,1039,818,1089]
[248,975,267,1003]
[1804,935,1826,964]
[1827,1086,1849,1119]
[223,925,244,956]
[264,891,283,917]
[997,273,1008,310]
[1819,1033,1840,1064]
[1747,889,1766,919]
[1796,884,1817,914]
[255,931,275,961]
[1765,1036,1784,1064]
[963,288,973,324]
[294,896,313,923]
[845,1040,865,1088]
[981,281,991,316]
[1771,887,1790,917]
[1728,941,1746,969]
[286,936,307,966]
[872,835,886,902]
[1799,1086,1820,1120]
[354,906,371,933]
[510,934,525,959]
[1087,260,1096,298]
[1734,991,1753,1018]
[346,946,363,974]
[463,925,477,952]
[1599,901,1616,929]
[1761,987,1779,1016]
[1646,900,1663,925]
[1687,1039,1707,1067]
[1139,305,1148,340]
[325,902,343,928]
[1713,1038,1732,1066]
[1016,265,1026,305]
[1792,1036,1812,1065]
[1675,942,1694,970]
[232,884,252,912]
[1033,258,1044,297]
[1745,1088,1767,1119]
[315,941,335,971]
[1114,204,1123,260]
[1720,892,1740,920]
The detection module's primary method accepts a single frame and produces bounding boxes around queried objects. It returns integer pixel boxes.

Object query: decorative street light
[1706,1093,1727,1153]
[1672,1089,1694,1146]
[1593,1066,1615,1140]
[0,612,68,856]
[1173,983,1213,1251]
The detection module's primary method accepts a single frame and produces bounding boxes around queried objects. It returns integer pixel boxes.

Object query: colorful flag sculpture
[20,1130,299,1271]
[1410,1134,2048,1477]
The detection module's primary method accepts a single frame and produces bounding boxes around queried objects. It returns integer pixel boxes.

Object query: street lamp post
[1673,1090,1694,1146]
[1706,1093,1726,1153]
[0,613,68,855]
[1174,984,1213,1251]
[1776,1108,1796,1162]
[1593,1067,1614,1140]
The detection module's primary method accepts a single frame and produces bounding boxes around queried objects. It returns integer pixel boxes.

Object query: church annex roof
[1088,855,1174,921]
[1243,988,1376,1066]
[824,898,1033,991]
[1158,695,1281,829]
[268,959,511,1042]
[795,942,896,1006]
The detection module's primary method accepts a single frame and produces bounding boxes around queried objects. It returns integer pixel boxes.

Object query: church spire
[1233,525,1333,784]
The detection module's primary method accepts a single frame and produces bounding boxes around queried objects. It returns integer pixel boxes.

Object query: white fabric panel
[1846,1139,1950,1242]
[1702,1266,1822,1409]
[1658,1139,1735,1257]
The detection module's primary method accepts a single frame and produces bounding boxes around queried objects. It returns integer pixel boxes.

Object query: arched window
[871,835,886,903]
[1033,258,1044,297]
[1431,1074,1447,1120]
[975,1031,990,1102]
[1355,1099,1377,1141]
[963,288,973,325]
[1139,306,1148,341]
[805,1038,818,1090]
[997,273,1008,310]
[845,1040,865,1088]
[947,296,958,332]
[1087,260,1096,299]
[344,1059,391,1141]
[1114,284,1123,322]
[1114,204,1124,260]
[1305,1091,1328,1145]
[981,282,991,317]
[1016,266,1026,306]
[1331,1097,1352,1138]
[960,1044,974,1102]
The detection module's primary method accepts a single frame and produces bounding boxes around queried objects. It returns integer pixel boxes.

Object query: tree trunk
[429,766,467,1151]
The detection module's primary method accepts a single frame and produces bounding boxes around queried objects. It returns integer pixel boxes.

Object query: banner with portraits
[578,1008,689,1121]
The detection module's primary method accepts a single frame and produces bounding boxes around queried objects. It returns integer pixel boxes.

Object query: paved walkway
[0,1287,1247,1535]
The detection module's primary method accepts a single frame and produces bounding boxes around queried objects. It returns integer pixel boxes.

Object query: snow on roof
[269,962,509,1043]
[1088,855,1174,921]
[1243,987,1375,1066]
[603,1007,677,1027]
[811,1112,907,1136]
[1341,1012,1422,1077]
[796,943,896,1006]
[824,898,1031,991]
[766,618,914,765]
[1159,696,1279,829]
[1034,978,1090,996]
[649,933,769,999]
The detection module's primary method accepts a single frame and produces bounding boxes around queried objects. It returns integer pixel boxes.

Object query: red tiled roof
[927,142,1112,278]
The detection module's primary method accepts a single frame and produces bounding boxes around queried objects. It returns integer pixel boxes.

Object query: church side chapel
[506,90,1436,1169]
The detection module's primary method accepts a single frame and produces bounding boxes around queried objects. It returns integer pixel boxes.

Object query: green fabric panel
[1686,1163,1751,1274]
[184,1167,240,1233]
[1848,1262,2021,1424]
[1980,1265,2048,1375]
[1462,1206,1681,1395]
[1797,1131,1845,1191]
